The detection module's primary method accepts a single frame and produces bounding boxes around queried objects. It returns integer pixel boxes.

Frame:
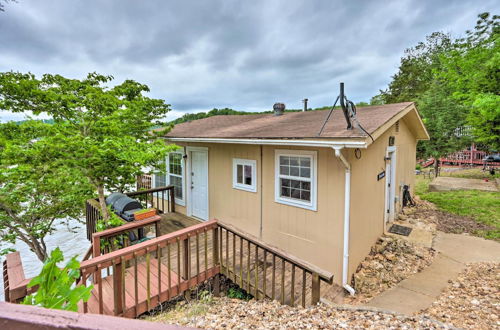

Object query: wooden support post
[212,227,220,297]
[169,188,175,213]
[92,236,101,284]
[113,260,123,316]
[311,272,320,305]
[183,236,190,300]
[155,221,160,237]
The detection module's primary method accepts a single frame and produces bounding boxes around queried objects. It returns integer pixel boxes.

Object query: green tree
[0,72,174,221]
[380,32,452,103]
[417,82,470,174]
[0,121,92,261]
[438,13,500,149]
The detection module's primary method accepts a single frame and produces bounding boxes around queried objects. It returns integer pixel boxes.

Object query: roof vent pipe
[302,98,308,112]
[340,83,353,130]
[273,103,285,116]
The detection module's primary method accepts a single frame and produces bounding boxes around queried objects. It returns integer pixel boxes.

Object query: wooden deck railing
[92,216,162,259]
[79,220,220,318]
[137,174,152,191]
[4,220,334,317]
[2,252,35,303]
[217,221,334,307]
[85,186,175,241]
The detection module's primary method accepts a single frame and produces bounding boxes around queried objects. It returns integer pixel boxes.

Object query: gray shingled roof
[165,102,414,139]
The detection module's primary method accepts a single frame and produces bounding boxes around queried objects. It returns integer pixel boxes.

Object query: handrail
[126,185,174,197]
[91,215,162,261]
[6,219,335,316]
[85,185,175,242]
[217,220,333,284]
[217,220,334,306]
[81,220,218,270]
[2,252,34,303]
[93,216,161,240]
[79,219,220,317]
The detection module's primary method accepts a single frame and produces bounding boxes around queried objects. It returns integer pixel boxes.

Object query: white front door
[385,147,397,223]
[189,149,209,221]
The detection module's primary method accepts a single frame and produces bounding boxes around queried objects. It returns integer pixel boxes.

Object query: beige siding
[347,119,418,277]
[261,146,345,283]
[164,113,419,285]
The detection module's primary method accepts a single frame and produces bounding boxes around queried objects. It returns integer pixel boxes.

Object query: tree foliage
[23,247,93,311]
[377,12,499,164]
[417,82,470,160]
[380,32,452,104]
[0,121,93,261]
[0,72,175,222]
[437,13,500,149]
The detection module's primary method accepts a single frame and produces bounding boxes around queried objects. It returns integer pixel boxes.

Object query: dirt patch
[401,198,496,237]
[420,262,500,329]
[149,297,451,329]
[344,236,435,305]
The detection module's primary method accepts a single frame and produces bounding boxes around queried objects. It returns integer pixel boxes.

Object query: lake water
[0,218,89,301]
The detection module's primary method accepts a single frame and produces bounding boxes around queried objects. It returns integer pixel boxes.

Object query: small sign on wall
[377,170,386,181]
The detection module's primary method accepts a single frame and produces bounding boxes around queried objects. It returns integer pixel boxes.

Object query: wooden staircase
[5,218,333,319]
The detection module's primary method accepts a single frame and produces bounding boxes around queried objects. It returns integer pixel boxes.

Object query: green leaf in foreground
[22,247,93,311]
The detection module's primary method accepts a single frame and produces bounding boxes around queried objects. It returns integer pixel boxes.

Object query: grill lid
[113,196,142,214]
[106,192,127,207]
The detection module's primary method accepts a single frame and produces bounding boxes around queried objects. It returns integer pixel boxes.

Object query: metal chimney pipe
[302,98,308,112]
[273,103,285,116]
[340,83,353,129]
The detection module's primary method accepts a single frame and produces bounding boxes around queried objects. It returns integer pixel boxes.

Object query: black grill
[105,192,143,222]
[106,192,126,207]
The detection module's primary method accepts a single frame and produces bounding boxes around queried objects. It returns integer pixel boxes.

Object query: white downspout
[333,147,356,296]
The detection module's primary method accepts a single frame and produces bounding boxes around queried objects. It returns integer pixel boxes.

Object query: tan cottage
[155,102,429,293]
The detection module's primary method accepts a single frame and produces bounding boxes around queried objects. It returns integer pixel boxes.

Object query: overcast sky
[0,0,498,122]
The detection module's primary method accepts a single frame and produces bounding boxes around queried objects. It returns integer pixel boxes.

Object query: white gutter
[333,147,356,296]
[166,137,367,149]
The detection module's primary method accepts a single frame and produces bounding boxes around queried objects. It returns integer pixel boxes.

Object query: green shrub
[227,287,252,300]
[23,247,93,311]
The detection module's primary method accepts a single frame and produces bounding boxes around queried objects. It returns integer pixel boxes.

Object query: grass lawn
[440,168,500,180]
[415,176,500,240]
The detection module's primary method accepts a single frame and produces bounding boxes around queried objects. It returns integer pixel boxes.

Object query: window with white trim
[275,150,317,210]
[232,158,257,192]
[153,152,185,206]
[167,152,184,204]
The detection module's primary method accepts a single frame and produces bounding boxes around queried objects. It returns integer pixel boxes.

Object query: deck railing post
[113,259,124,316]
[311,272,320,305]
[169,187,175,213]
[183,236,190,299]
[212,227,220,297]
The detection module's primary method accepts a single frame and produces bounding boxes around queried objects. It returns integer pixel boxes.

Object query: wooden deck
[82,257,218,318]
[157,212,202,236]
[7,211,338,319]
[83,214,341,317]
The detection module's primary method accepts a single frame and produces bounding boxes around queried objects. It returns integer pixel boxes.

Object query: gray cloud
[0,0,498,122]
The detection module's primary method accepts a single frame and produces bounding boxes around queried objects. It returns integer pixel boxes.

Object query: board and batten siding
[347,117,418,277]
[165,113,419,285]
[260,146,345,283]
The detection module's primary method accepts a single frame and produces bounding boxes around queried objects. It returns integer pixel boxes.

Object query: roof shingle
[165,102,414,139]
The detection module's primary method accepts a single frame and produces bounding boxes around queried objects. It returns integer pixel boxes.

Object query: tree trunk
[23,236,47,262]
[97,184,109,221]
[434,158,440,177]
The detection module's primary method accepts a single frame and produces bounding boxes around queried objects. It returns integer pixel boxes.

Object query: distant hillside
[13,119,54,125]
[168,101,370,126]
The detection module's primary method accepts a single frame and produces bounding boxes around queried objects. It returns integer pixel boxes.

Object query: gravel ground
[420,262,500,329]
[345,235,435,304]
[149,297,452,329]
